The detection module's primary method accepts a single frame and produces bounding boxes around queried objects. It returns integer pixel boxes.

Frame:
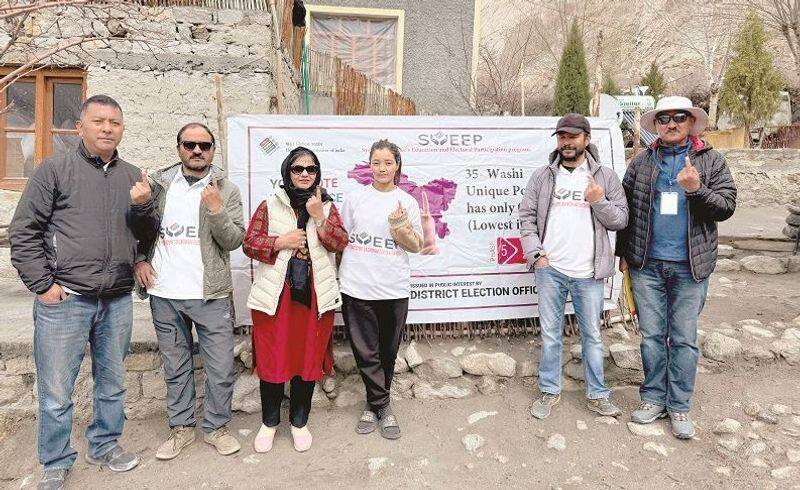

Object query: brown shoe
[156,426,196,460]
[203,426,241,456]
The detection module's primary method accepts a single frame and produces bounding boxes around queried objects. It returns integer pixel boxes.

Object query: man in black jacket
[9,95,159,490]
[617,96,736,440]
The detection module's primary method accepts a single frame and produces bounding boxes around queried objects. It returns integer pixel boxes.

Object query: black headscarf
[279,147,333,307]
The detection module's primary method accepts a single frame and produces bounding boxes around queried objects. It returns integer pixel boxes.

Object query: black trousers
[260,377,315,428]
[342,294,409,412]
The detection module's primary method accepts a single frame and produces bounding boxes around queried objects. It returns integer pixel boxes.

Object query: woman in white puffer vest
[242,147,348,454]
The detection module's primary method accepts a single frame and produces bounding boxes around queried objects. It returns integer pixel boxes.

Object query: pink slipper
[290,425,313,452]
[254,424,276,453]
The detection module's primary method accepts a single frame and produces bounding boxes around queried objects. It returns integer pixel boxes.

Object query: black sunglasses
[655,112,690,125]
[180,141,214,152]
[290,165,319,175]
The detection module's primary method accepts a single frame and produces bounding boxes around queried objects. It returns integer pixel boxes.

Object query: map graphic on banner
[227,116,626,326]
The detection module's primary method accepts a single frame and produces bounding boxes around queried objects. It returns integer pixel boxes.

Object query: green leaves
[639,62,666,100]
[553,20,590,116]
[719,11,783,131]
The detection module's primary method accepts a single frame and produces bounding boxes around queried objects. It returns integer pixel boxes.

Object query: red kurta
[243,200,348,383]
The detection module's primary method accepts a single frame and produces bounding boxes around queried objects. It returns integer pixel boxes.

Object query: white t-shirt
[339,185,423,300]
[541,162,595,279]
[148,171,211,300]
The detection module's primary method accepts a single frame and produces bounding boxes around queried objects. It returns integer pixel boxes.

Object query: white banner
[227,115,626,325]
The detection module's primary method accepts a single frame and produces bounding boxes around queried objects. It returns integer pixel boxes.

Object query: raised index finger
[685,156,693,168]
[211,175,218,187]
[141,169,148,183]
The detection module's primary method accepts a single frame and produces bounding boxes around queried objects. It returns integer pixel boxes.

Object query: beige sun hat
[641,96,709,135]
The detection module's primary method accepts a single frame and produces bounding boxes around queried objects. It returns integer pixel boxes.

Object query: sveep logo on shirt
[349,231,398,250]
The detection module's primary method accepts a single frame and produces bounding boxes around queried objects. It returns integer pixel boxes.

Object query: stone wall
[719,149,800,207]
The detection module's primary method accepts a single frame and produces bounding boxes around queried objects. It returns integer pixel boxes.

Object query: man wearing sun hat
[616,96,737,439]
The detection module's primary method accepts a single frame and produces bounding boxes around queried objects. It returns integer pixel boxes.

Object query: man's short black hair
[177,122,216,147]
[80,94,123,118]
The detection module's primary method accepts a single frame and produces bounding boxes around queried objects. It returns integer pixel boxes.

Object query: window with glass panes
[0,69,85,190]
[310,14,399,89]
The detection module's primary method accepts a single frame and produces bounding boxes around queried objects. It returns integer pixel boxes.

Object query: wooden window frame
[305,5,405,93]
[0,67,86,191]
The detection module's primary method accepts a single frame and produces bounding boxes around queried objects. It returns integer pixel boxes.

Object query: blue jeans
[630,259,708,413]
[535,266,610,399]
[33,293,133,470]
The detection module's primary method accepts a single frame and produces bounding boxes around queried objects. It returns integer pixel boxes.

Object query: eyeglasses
[655,112,690,125]
[180,141,214,152]
[290,165,319,175]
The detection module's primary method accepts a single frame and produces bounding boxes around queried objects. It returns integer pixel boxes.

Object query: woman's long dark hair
[369,139,402,184]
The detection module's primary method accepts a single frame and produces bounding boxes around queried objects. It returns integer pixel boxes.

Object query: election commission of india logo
[259,136,278,155]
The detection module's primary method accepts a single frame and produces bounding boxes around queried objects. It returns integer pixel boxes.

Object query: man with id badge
[616,97,737,440]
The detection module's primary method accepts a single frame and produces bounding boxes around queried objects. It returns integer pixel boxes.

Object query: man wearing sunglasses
[616,96,737,439]
[134,123,245,460]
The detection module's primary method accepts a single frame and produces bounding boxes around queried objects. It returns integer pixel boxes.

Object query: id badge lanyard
[661,154,680,216]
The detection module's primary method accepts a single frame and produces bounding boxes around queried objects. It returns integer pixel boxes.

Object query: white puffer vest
[246,189,342,317]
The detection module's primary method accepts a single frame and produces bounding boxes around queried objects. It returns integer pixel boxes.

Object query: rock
[715,466,732,476]
[390,373,416,398]
[417,358,462,379]
[3,357,35,375]
[334,350,358,374]
[608,324,632,341]
[787,449,800,463]
[467,410,498,425]
[321,376,336,393]
[367,457,390,477]
[596,416,619,425]
[451,346,465,357]
[547,433,566,451]
[717,436,742,451]
[240,350,254,369]
[770,404,792,415]
[334,389,363,408]
[564,361,584,381]
[757,411,779,425]
[570,344,582,360]
[404,341,425,368]
[493,453,509,464]
[718,244,736,258]
[238,429,252,438]
[141,370,167,400]
[740,255,787,274]
[741,325,775,338]
[462,433,485,454]
[788,256,800,273]
[231,373,260,413]
[748,456,769,468]
[627,422,664,437]
[233,338,250,357]
[124,397,165,420]
[394,356,409,374]
[771,466,798,480]
[643,441,669,457]
[412,378,475,400]
[609,343,643,370]
[745,441,768,457]
[783,328,800,342]
[714,259,741,272]
[743,344,776,361]
[702,332,742,361]
[476,376,502,395]
[311,383,330,408]
[576,420,588,431]
[459,352,516,377]
[516,360,536,378]
[744,401,763,417]
[771,339,800,365]
[125,352,162,371]
[713,418,743,435]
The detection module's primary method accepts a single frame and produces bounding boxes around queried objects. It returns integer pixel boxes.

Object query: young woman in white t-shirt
[339,139,423,440]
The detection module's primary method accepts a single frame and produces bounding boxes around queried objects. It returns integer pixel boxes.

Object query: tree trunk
[708,88,720,130]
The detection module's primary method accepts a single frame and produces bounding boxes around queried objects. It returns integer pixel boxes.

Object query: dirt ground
[2,269,799,490]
